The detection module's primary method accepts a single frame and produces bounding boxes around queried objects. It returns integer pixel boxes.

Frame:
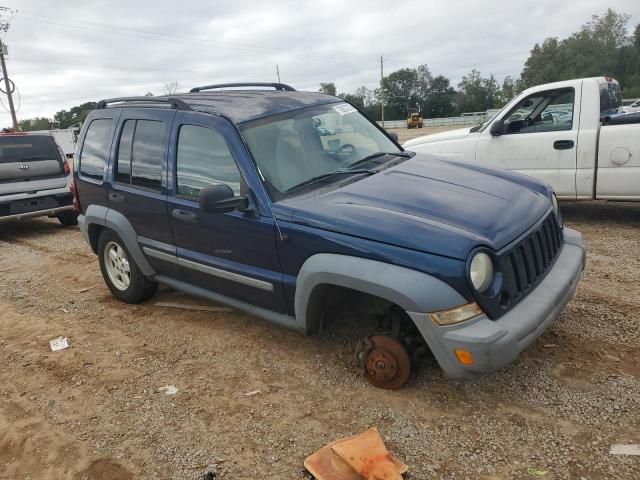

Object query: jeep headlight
[469,252,493,293]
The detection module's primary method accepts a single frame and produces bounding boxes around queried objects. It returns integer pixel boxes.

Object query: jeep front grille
[474,212,564,319]
[500,213,564,302]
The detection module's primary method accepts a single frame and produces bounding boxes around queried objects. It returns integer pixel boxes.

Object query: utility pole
[276,65,281,83]
[379,55,385,128]
[0,7,18,130]
[0,41,16,129]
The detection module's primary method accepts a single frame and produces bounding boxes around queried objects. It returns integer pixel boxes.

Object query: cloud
[1,0,638,126]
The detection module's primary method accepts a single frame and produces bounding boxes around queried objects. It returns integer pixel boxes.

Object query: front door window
[502,88,575,134]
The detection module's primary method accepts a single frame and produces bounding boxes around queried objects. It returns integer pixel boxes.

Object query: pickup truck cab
[0,132,77,225]
[404,77,640,200]
[73,83,585,389]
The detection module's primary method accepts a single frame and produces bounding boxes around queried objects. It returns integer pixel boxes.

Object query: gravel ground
[0,194,639,478]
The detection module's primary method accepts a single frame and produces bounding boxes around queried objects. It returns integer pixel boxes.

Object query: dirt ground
[1,159,639,478]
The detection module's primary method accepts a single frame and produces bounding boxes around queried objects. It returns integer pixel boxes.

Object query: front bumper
[0,187,74,223]
[409,227,586,380]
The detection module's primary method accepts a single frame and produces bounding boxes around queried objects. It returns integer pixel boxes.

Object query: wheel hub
[361,335,411,390]
[367,350,398,383]
[104,241,131,291]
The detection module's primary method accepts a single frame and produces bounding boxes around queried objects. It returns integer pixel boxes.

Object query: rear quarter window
[79,119,113,180]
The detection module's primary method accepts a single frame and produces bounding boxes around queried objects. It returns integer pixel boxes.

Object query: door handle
[108,192,125,203]
[553,140,574,150]
[172,209,198,223]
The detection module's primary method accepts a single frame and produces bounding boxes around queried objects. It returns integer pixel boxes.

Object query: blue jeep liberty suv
[73,82,586,389]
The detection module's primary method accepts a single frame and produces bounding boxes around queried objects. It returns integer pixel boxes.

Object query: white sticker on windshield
[332,103,357,116]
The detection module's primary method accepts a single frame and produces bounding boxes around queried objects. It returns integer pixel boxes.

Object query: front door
[166,112,286,313]
[476,87,579,198]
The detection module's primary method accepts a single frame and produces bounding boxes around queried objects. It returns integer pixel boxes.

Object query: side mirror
[489,120,504,136]
[199,184,250,214]
[389,131,399,142]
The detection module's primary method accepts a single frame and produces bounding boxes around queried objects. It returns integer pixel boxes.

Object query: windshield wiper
[346,151,412,171]
[284,152,413,195]
[285,169,373,194]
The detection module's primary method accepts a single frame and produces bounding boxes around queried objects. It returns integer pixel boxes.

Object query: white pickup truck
[404,77,640,200]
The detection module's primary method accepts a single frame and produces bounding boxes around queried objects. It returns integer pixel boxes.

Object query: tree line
[16,8,640,130]
[322,9,640,121]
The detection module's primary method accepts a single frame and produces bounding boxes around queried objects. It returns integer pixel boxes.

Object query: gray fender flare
[294,253,466,334]
[80,204,156,276]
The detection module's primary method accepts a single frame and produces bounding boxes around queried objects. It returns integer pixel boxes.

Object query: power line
[17,14,279,54]
[11,58,215,75]
[14,8,345,59]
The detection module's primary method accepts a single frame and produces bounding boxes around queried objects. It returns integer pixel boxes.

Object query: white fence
[378,114,488,129]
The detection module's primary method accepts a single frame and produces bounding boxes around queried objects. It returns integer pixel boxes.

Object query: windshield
[0,135,62,164]
[241,103,401,199]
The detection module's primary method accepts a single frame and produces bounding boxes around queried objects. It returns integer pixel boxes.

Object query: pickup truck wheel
[97,230,158,303]
[360,335,411,390]
[57,211,78,226]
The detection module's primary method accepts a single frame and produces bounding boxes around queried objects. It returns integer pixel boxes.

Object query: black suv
[73,83,585,389]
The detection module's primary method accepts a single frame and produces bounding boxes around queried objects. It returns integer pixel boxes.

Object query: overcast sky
[0,0,639,127]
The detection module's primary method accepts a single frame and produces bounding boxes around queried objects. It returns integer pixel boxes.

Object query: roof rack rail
[189,82,296,93]
[96,96,191,110]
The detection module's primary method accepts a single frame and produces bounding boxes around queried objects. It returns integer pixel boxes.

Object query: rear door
[166,111,286,313]
[108,108,179,276]
[476,85,579,198]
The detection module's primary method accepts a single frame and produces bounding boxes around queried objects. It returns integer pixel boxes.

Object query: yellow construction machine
[406,107,423,129]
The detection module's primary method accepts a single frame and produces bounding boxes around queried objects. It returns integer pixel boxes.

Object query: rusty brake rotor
[363,335,411,390]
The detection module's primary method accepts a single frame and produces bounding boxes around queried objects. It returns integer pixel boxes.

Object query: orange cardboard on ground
[304,427,407,480]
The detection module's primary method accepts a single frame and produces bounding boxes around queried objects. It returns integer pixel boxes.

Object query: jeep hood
[403,127,473,148]
[278,155,552,260]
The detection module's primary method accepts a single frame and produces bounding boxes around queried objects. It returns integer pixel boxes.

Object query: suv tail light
[70,178,81,213]
[63,160,70,174]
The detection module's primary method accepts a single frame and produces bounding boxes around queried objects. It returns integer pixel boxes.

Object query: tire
[97,229,158,303]
[57,211,78,226]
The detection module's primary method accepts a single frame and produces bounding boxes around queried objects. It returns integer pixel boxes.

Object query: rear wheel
[97,230,157,303]
[57,211,78,226]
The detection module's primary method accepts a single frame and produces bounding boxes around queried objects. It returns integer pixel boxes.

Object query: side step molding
[153,275,301,333]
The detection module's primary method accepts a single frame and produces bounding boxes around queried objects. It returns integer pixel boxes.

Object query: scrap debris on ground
[305,427,407,480]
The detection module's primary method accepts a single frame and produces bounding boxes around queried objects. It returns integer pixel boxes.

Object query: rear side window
[79,119,112,180]
[115,119,165,191]
[176,125,241,199]
[600,81,622,115]
[0,135,62,164]
[116,120,135,184]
